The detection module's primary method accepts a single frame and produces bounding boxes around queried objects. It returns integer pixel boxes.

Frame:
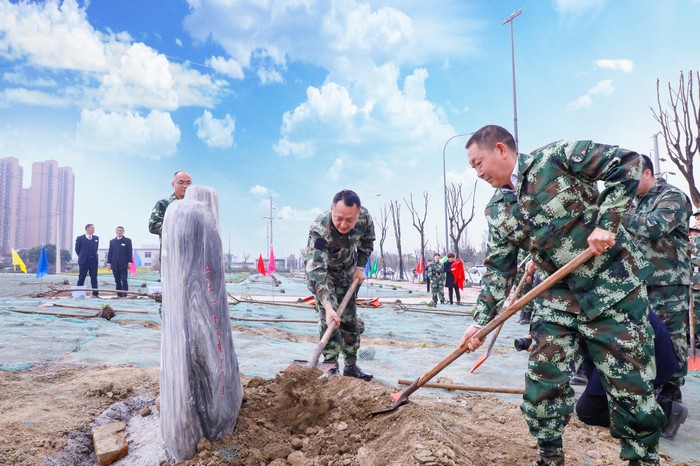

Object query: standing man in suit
[107,226,133,298]
[75,223,99,297]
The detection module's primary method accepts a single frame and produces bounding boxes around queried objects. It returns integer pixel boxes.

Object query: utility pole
[652,132,662,175]
[503,7,524,151]
[262,197,282,256]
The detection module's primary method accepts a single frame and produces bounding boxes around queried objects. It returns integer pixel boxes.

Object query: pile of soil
[3,363,687,466]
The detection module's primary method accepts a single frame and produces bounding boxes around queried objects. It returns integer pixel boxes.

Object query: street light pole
[503,7,524,151]
[442,133,473,253]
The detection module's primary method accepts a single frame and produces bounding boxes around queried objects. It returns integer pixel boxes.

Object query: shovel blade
[286,360,336,372]
[470,353,489,373]
[688,355,700,372]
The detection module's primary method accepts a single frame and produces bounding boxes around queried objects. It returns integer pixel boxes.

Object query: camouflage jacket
[474,189,521,322]
[691,236,700,289]
[427,261,446,283]
[623,179,691,286]
[305,207,375,307]
[149,193,178,238]
[473,140,653,326]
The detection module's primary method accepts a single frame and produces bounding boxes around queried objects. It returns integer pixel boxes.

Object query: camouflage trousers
[648,285,689,386]
[431,278,445,303]
[522,285,665,465]
[317,283,360,366]
[692,287,700,340]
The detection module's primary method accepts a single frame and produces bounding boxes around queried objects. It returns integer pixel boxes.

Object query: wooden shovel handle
[308,277,361,368]
[402,248,595,400]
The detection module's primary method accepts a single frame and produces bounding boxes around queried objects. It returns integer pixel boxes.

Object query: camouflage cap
[694,208,700,215]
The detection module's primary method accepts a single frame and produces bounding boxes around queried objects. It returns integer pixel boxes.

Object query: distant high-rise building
[0,157,24,255]
[23,160,75,253]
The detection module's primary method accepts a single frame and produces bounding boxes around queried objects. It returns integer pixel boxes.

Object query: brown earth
[0,363,690,466]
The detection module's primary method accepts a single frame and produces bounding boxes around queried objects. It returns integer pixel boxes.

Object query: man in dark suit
[75,223,99,297]
[107,226,133,298]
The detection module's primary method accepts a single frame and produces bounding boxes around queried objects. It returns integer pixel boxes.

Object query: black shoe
[323,367,339,378]
[660,401,688,440]
[343,364,373,381]
[659,383,682,403]
[518,312,531,325]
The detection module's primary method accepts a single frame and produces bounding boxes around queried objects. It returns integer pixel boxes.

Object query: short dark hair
[116,226,124,230]
[640,154,654,175]
[332,189,362,209]
[447,252,456,259]
[466,125,516,152]
[84,223,94,230]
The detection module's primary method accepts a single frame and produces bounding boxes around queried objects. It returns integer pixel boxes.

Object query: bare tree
[445,181,478,257]
[404,191,429,274]
[652,70,700,206]
[242,251,250,271]
[389,200,405,280]
[375,204,390,276]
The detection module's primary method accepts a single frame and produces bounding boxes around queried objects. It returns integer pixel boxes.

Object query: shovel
[689,289,700,372]
[287,278,361,371]
[470,270,531,373]
[372,248,595,415]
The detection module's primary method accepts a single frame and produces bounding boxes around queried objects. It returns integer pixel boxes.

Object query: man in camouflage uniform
[148,171,193,248]
[689,227,700,347]
[461,125,665,466]
[479,189,535,325]
[623,155,691,411]
[305,189,375,381]
[427,253,446,305]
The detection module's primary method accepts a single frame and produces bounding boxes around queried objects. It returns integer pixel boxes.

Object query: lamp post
[503,7,524,151]
[442,133,473,253]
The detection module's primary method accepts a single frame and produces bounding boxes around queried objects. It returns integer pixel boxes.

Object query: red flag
[268,247,276,274]
[257,254,266,276]
[451,258,465,290]
[129,253,137,276]
[416,258,424,275]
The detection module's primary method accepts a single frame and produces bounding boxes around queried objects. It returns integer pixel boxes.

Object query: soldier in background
[427,253,446,306]
[460,125,665,466]
[689,226,700,348]
[149,171,193,245]
[305,189,375,381]
[624,154,692,413]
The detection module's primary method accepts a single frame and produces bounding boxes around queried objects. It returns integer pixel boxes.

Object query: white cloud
[0,88,68,108]
[98,44,179,111]
[594,58,634,73]
[0,2,226,113]
[75,109,180,159]
[206,55,245,80]
[249,185,270,196]
[194,109,235,148]
[567,79,615,110]
[0,0,128,72]
[249,185,280,198]
[2,71,57,87]
[277,206,323,223]
[327,158,343,181]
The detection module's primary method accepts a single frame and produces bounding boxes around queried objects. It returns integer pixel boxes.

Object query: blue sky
[1,0,698,261]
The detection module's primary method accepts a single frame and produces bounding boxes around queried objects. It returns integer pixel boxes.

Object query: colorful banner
[257,254,266,276]
[11,248,27,273]
[36,246,49,278]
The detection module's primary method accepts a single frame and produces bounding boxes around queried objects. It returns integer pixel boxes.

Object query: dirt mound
[1,365,687,466]
[177,368,627,466]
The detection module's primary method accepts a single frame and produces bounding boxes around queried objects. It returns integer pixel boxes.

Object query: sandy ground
[0,340,694,466]
[1,275,697,466]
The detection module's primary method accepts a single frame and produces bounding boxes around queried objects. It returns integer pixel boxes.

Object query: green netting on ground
[0,273,697,463]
